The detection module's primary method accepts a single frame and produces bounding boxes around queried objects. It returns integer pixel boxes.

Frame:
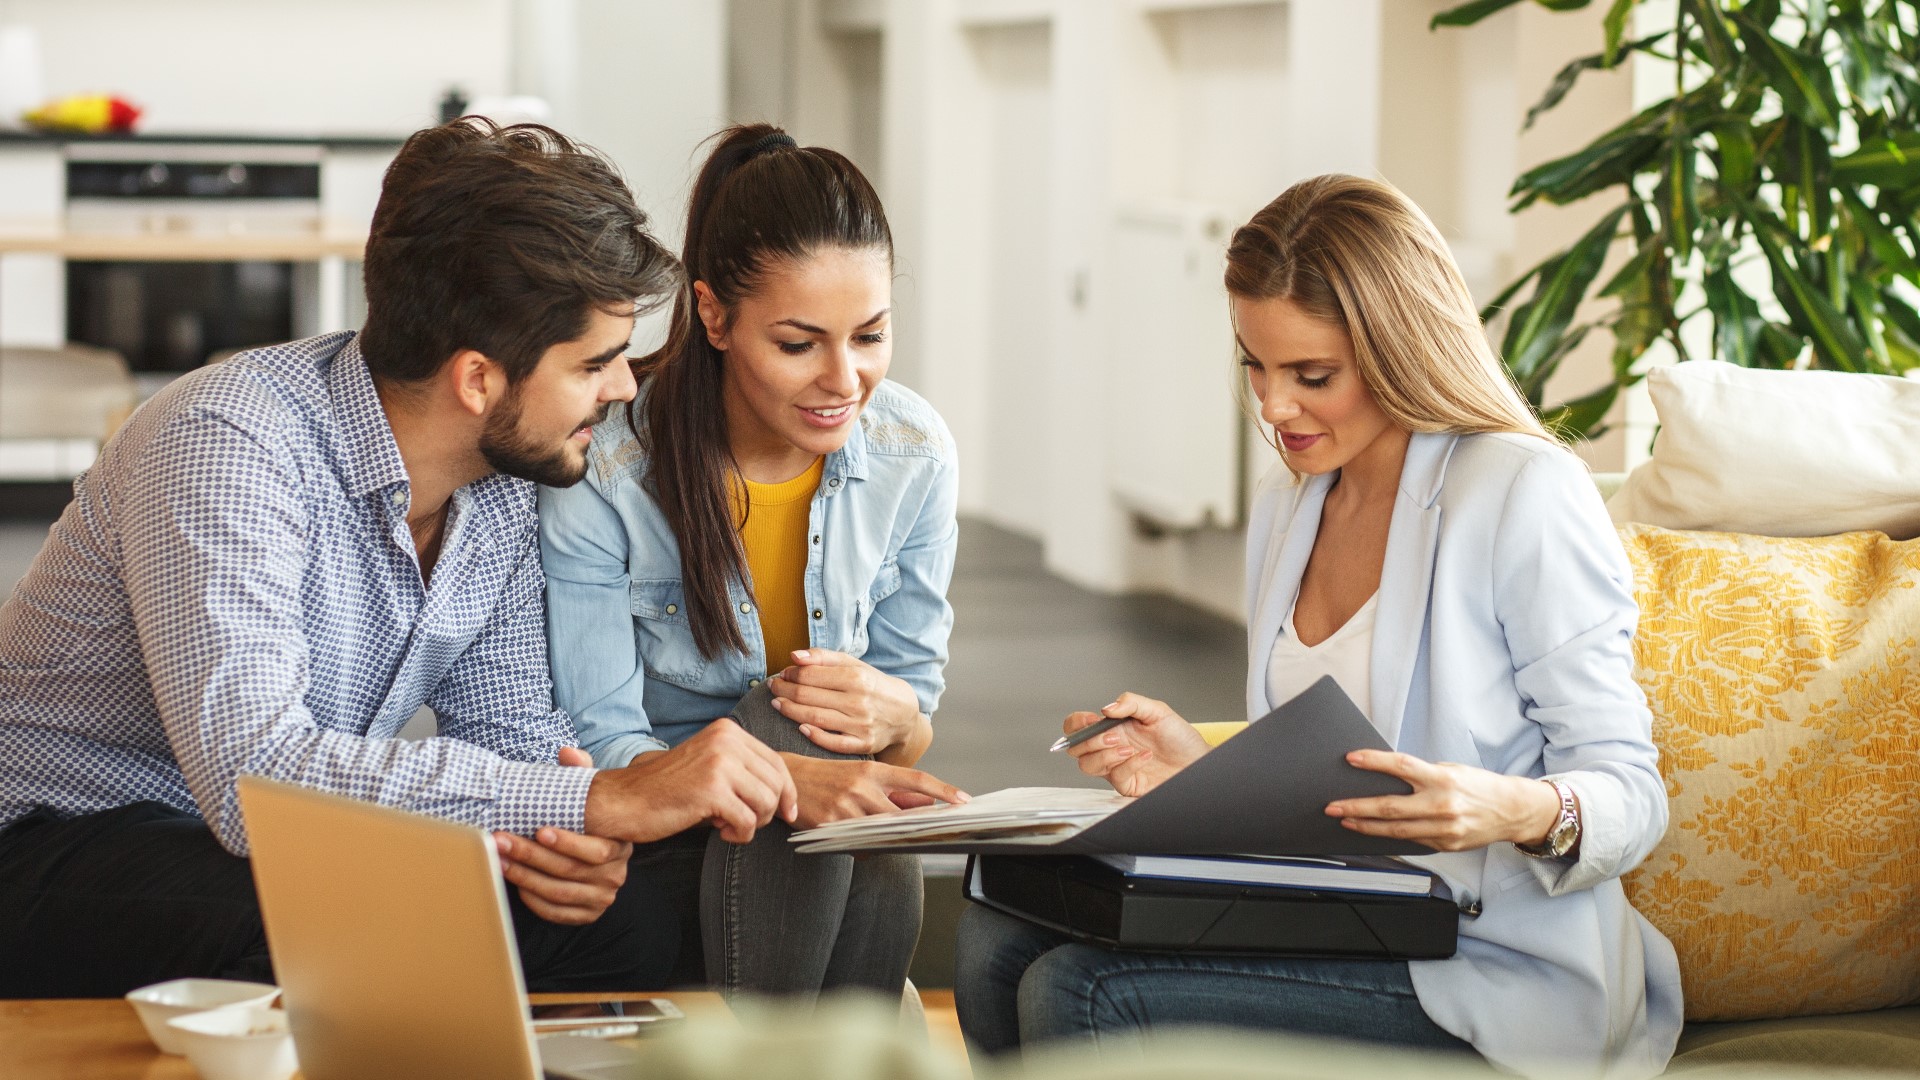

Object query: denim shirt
[539,380,959,767]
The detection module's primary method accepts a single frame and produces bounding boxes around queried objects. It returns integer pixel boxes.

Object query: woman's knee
[727,684,855,759]
[1016,942,1126,1038]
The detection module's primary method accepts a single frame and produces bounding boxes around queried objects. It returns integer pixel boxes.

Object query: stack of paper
[790,787,1130,853]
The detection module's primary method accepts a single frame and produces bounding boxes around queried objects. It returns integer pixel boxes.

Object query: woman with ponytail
[539,125,965,1000]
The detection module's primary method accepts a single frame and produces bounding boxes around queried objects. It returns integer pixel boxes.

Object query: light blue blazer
[1245,431,1683,1077]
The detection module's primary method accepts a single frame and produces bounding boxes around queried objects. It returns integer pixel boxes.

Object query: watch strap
[1515,778,1579,859]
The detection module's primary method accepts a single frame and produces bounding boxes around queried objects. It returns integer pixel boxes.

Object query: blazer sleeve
[1489,448,1667,896]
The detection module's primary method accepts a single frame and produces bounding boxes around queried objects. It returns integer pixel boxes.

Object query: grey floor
[0,506,1246,797]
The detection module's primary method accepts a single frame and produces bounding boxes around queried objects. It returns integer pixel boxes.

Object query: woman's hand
[781,753,969,829]
[1064,692,1211,798]
[1326,750,1566,853]
[768,649,924,758]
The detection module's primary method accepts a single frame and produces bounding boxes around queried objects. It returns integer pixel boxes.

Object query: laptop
[237,775,665,1080]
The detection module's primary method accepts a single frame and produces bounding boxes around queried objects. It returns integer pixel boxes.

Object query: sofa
[1597,469,1920,1074]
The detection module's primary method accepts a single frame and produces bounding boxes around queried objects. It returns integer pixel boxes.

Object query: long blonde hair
[1224,174,1554,451]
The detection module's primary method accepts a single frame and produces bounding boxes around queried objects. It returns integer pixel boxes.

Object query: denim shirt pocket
[849,558,904,655]
[628,579,706,687]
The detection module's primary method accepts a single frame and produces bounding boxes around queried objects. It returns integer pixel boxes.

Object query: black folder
[965,853,1459,959]
[825,676,1427,857]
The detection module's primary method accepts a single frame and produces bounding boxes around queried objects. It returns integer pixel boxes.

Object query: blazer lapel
[1368,432,1458,748]
[1246,473,1333,718]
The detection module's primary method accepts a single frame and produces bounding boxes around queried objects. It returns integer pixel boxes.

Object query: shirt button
[389,490,406,506]
[665,604,677,615]
[812,609,824,620]
[739,602,753,614]
[811,534,821,546]
[827,478,841,488]
[748,678,761,688]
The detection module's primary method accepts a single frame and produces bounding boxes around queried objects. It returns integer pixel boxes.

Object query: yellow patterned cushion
[1617,524,1920,1021]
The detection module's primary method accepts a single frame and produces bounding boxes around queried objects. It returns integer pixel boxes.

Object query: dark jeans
[0,800,679,999]
[639,685,923,1003]
[953,904,1480,1059]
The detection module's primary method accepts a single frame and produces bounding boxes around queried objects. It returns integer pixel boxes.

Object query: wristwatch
[1516,779,1580,859]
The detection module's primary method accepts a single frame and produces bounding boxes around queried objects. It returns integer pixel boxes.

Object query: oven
[63,144,327,376]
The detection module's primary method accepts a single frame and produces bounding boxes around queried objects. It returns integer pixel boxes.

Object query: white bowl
[125,978,280,1055]
[166,1005,299,1080]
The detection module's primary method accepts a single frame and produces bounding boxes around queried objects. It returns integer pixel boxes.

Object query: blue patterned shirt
[0,332,594,855]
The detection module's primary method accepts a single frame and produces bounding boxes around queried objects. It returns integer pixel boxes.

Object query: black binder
[964,854,1459,959]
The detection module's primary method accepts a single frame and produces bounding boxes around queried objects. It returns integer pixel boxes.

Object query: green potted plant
[1434,0,1920,437]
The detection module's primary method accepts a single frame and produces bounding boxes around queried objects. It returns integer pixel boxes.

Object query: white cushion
[1607,361,1920,539]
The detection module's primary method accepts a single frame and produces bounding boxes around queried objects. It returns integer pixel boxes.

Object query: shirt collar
[825,409,871,486]
[327,335,412,500]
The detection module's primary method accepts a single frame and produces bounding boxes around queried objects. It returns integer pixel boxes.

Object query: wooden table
[0,992,730,1079]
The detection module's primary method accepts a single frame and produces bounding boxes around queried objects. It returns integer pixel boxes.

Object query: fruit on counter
[23,93,141,134]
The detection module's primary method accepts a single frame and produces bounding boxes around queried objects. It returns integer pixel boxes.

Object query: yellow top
[735,458,824,668]
[1192,721,1247,747]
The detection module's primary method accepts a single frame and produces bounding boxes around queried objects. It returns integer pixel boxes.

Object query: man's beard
[479,390,607,488]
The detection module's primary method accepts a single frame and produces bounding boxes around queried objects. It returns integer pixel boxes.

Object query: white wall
[510,0,728,350]
[0,0,511,135]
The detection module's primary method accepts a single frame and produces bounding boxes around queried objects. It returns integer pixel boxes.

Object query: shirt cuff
[488,758,596,836]
[1524,771,1626,896]
[585,731,671,770]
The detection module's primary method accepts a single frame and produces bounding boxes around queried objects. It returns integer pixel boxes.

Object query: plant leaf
[1502,205,1631,381]
[1839,187,1920,278]
[1731,12,1841,132]
[1542,382,1620,440]
[1431,0,1527,29]
[1602,0,1637,64]
[1702,265,1765,366]
[1751,217,1872,370]
[1712,122,1758,190]
[1524,32,1672,129]
[1681,0,1739,70]
[1599,231,1660,298]
[1512,107,1666,206]
[1834,136,1920,189]
[1850,286,1895,373]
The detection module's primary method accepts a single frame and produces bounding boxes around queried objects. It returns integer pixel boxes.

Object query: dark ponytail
[634,124,892,660]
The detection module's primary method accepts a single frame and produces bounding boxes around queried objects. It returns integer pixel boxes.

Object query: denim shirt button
[748,678,761,688]
[812,609,824,620]
[665,604,677,615]
[739,602,753,614]
[827,478,841,488]
[811,534,820,545]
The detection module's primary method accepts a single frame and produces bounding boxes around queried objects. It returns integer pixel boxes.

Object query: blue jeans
[953,903,1478,1058]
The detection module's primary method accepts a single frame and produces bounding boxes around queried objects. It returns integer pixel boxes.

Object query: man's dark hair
[359,118,679,384]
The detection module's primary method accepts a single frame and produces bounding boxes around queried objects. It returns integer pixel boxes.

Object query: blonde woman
[954,175,1682,1077]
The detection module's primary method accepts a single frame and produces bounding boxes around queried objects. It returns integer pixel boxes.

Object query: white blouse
[1264,591,1378,725]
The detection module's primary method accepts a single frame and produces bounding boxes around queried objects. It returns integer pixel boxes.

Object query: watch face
[1548,817,1579,856]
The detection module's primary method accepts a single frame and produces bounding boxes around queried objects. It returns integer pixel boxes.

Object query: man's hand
[494,826,631,926]
[495,747,631,925]
[781,753,969,829]
[583,718,798,844]
[768,649,923,757]
[1064,692,1210,798]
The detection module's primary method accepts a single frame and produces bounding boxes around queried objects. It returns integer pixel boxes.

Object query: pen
[1049,715,1132,753]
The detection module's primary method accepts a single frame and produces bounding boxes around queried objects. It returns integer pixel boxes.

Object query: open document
[789,676,1426,858]
[791,787,1133,853]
